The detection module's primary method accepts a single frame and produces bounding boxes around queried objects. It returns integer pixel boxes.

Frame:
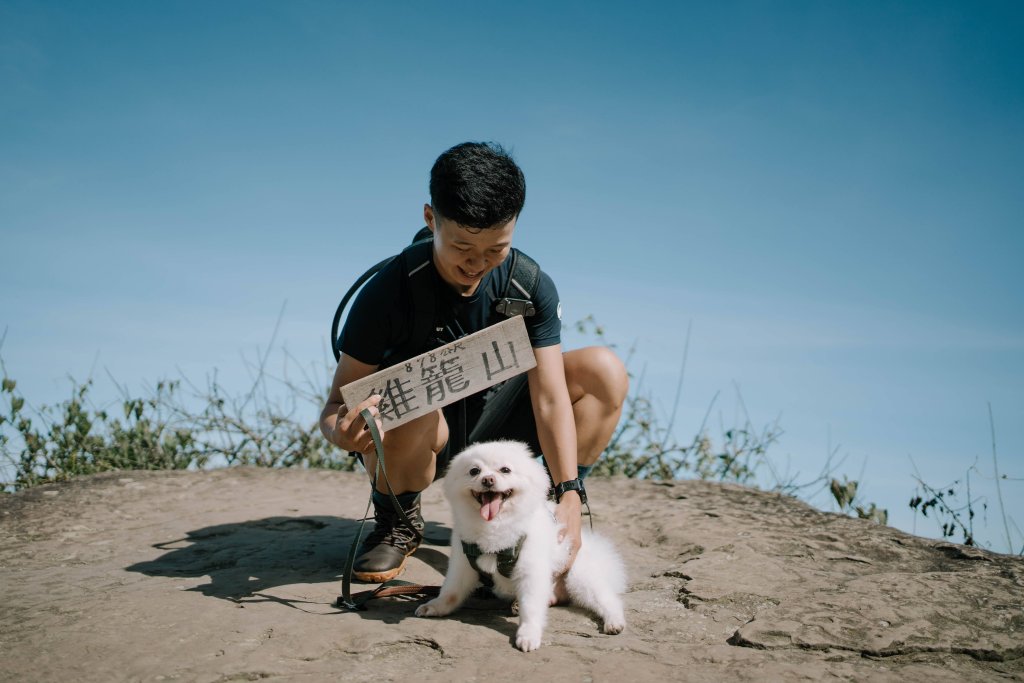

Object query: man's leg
[354,408,448,582]
[360,408,448,495]
[563,346,629,468]
[557,346,628,604]
[474,345,628,471]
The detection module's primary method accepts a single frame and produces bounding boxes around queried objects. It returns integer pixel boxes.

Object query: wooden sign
[341,316,537,431]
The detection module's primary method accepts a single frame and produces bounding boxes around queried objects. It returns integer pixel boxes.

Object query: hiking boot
[353,493,424,582]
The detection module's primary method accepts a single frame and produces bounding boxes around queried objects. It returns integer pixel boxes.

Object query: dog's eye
[500,466,511,474]
[469,467,481,476]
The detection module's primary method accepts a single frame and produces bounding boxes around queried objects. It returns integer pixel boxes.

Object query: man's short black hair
[429,142,526,229]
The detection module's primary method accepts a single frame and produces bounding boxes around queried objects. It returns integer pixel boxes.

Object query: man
[319,142,628,590]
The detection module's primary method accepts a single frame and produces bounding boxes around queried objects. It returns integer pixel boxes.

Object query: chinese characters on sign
[482,340,520,381]
[340,316,537,431]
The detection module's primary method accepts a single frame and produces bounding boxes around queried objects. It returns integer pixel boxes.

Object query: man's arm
[527,344,583,568]
[320,353,384,455]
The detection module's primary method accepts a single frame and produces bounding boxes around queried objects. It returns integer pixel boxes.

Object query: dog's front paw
[515,623,543,652]
[602,616,626,635]
[415,599,450,618]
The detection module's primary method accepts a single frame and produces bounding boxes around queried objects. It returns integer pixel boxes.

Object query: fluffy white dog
[415,440,626,652]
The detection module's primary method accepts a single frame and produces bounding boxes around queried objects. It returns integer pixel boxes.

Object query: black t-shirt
[340,247,562,368]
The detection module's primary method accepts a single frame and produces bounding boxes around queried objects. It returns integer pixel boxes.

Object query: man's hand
[331,394,384,454]
[553,489,583,604]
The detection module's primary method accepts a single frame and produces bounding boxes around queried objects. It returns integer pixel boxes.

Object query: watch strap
[550,477,587,505]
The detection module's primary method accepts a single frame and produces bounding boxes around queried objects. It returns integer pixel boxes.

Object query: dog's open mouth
[473,489,512,521]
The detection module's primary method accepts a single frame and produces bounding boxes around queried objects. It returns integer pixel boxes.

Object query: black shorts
[434,373,541,480]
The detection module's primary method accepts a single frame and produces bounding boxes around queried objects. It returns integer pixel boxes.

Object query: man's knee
[362,410,448,494]
[565,346,629,408]
[385,409,449,459]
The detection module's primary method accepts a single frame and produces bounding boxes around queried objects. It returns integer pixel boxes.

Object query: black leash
[336,408,438,611]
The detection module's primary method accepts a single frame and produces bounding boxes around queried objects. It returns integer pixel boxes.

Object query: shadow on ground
[127,516,451,602]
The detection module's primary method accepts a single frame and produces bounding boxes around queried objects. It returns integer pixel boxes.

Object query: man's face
[424,204,515,296]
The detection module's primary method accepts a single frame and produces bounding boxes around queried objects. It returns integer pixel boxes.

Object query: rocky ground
[1,467,1021,682]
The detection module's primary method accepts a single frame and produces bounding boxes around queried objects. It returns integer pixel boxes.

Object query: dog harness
[461,537,525,587]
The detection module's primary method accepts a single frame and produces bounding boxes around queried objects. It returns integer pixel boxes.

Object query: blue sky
[2,1,1022,551]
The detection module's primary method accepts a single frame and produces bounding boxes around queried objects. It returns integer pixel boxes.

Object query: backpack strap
[331,255,396,362]
[397,237,441,363]
[410,225,433,243]
[400,227,472,455]
[494,248,540,318]
[332,230,432,362]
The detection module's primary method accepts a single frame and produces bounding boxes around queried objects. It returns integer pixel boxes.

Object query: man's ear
[424,204,436,232]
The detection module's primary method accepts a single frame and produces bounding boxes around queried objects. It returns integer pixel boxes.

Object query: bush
[1,354,352,493]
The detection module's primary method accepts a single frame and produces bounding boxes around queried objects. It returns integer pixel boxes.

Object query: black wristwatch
[550,478,587,504]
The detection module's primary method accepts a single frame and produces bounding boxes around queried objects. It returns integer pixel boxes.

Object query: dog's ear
[505,440,535,462]
[441,447,474,501]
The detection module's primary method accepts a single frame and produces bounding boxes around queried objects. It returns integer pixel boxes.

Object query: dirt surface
[2,467,1022,682]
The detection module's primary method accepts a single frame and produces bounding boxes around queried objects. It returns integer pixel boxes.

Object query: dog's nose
[481,475,495,489]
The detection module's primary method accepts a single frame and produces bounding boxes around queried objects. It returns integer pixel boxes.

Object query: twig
[660,319,691,451]
[909,455,976,546]
[240,300,287,413]
[1009,517,1023,556]
[989,403,1012,552]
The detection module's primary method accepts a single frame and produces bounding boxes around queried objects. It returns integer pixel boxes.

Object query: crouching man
[319,141,628,594]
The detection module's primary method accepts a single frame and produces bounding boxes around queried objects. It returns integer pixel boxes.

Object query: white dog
[415,440,626,651]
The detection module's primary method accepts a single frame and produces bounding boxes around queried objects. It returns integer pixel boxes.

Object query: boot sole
[352,556,408,583]
[352,545,420,583]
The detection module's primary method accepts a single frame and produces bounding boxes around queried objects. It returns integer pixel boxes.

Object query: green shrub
[1,358,352,493]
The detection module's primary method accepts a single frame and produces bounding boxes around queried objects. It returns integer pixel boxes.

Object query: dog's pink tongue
[479,491,502,521]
